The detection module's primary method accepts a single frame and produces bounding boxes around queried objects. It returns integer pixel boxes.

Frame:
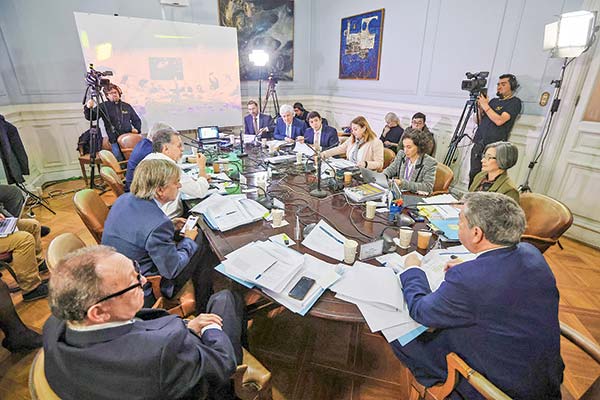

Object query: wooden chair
[47,233,86,273]
[383,148,396,169]
[73,189,110,244]
[29,349,60,400]
[149,277,196,318]
[98,149,127,178]
[407,322,600,400]
[431,163,454,195]
[78,137,111,186]
[117,133,143,160]
[99,166,125,197]
[519,193,573,253]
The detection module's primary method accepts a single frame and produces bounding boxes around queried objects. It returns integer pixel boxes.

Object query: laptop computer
[360,167,388,188]
[197,126,221,144]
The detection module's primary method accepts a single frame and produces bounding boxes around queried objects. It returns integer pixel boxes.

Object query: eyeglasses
[92,260,143,305]
[483,154,497,161]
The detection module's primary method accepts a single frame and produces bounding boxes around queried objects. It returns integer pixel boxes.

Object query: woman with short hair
[321,116,384,171]
[380,112,404,151]
[469,141,519,202]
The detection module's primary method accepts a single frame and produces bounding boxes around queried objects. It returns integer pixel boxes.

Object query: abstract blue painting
[339,9,385,80]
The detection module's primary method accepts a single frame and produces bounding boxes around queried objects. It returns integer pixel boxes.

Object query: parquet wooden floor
[0,179,598,399]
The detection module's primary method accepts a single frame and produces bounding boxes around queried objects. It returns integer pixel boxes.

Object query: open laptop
[360,168,404,199]
[197,126,221,144]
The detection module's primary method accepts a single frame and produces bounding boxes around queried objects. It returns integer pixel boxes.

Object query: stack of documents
[216,242,341,315]
[301,220,346,261]
[344,182,386,203]
[418,194,460,219]
[189,193,268,232]
[327,158,357,170]
[293,142,316,157]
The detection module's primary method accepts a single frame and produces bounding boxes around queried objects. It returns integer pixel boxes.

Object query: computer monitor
[197,126,220,141]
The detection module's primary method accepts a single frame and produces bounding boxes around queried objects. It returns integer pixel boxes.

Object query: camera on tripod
[85,64,113,93]
[461,71,489,96]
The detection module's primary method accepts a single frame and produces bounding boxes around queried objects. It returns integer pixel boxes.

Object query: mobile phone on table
[181,215,199,233]
[288,276,316,301]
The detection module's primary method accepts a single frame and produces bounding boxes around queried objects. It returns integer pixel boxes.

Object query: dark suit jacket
[125,138,153,192]
[303,125,339,150]
[396,244,563,399]
[243,113,273,135]
[43,309,237,400]
[0,115,29,184]
[102,193,198,297]
[272,118,305,140]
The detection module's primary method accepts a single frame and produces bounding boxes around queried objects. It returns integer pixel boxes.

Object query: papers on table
[301,219,346,261]
[216,242,341,315]
[189,193,267,232]
[327,158,357,170]
[418,194,460,219]
[293,142,316,157]
[243,134,257,144]
[429,218,460,241]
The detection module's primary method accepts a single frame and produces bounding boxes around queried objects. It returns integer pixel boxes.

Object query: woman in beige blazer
[321,116,384,171]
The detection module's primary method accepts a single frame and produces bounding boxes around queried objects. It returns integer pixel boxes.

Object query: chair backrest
[29,349,60,400]
[432,163,454,194]
[47,233,86,273]
[117,133,143,160]
[100,166,125,197]
[73,189,110,244]
[519,193,573,253]
[98,150,124,174]
[383,148,395,169]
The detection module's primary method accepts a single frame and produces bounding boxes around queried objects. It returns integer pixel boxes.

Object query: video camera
[85,64,113,94]
[461,71,489,96]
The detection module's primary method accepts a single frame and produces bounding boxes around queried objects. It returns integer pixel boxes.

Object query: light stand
[249,49,269,117]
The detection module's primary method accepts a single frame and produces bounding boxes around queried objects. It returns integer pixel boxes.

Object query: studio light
[543,11,597,58]
[249,50,269,114]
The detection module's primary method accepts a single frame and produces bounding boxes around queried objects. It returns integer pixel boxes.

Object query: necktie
[286,124,291,138]
[315,131,321,151]
[253,117,258,134]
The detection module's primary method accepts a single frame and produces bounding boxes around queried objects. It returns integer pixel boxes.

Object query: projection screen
[74,12,242,131]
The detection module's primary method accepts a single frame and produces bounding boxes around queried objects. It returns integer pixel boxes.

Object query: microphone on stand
[309,148,328,199]
[238,128,248,158]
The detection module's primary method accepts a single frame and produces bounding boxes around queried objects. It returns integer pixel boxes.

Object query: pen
[319,226,344,244]
[282,233,290,245]
[438,251,470,256]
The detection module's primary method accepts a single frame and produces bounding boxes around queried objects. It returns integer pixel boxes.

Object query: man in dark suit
[298,111,339,151]
[273,104,306,141]
[44,245,243,400]
[392,192,563,399]
[243,99,273,137]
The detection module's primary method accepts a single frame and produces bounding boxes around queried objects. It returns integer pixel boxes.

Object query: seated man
[44,245,243,399]
[0,186,48,301]
[124,122,174,192]
[293,102,309,127]
[143,128,209,218]
[243,99,273,137]
[392,192,563,399]
[298,111,339,151]
[273,104,306,142]
[400,112,435,156]
[102,159,214,312]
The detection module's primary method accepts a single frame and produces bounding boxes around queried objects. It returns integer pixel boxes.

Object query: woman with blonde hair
[322,116,384,170]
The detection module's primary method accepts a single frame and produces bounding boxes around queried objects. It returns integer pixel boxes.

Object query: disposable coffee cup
[272,209,284,227]
[296,152,303,164]
[213,162,221,173]
[344,239,358,264]
[344,171,353,185]
[417,230,433,249]
[229,135,235,144]
[398,227,413,249]
[365,201,377,220]
[261,138,267,148]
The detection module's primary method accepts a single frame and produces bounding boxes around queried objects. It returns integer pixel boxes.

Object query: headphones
[504,74,519,91]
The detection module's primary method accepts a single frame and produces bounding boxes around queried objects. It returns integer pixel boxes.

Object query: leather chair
[78,137,111,186]
[431,163,454,195]
[99,166,125,197]
[47,233,86,273]
[98,149,127,178]
[519,193,573,253]
[383,148,396,169]
[149,277,196,318]
[407,322,600,400]
[29,349,60,400]
[73,189,110,244]
[117,133,143,160]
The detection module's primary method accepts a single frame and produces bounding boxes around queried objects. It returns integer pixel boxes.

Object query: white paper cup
[417,230,433,249]
[398,227,413,249]
[261,138,267,148]
[365,201,377,220]
[344,239,359,264]
[296,152,303,164]
[272,209,284,227]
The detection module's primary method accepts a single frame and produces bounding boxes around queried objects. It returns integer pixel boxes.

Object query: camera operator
[469,74,521,185]
[84,84,142,161]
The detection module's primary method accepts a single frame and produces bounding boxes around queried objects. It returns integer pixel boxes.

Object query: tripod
[443,93,479,166]
[261,76,280,118]
[17,183,55,215]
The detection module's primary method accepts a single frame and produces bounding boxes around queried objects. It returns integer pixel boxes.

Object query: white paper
[293,142,317,157]
[421,194,460,219]
[225,246,278,281]
[301,219,346,261]
[381,320,424,343]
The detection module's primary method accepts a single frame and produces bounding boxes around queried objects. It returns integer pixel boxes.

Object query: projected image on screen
[74,13,243,131]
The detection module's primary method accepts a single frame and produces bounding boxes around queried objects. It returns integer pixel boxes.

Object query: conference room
[0,0,599,399]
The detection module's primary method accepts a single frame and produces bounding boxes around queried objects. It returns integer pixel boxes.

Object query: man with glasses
[400,112,435,156]
[44,245,244,399]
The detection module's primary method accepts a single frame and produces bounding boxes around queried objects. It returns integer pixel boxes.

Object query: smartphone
[181,215,199,233]
[288,276,316,301]
[407,209,426,223]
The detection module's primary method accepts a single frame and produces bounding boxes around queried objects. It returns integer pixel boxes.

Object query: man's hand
[444,258,463,272]
[183,226,198,241]
[86,99,95,109]
[477,94,489,110]
[404,253,421,269]
[187,313,223,334]
[195,152,208,178]
[0,214,5,221]
[284,137,294,143]
[394,178,403,186]
[131,128,139,134]
[173,217,186,231]
[296,136,305,144]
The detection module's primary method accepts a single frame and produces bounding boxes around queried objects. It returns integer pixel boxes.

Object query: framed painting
[339,9,385,80]
[218,0,294,81]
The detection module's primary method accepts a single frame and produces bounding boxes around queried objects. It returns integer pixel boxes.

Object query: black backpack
[77,129,103,155]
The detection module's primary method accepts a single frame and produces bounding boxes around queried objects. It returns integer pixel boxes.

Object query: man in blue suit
[44,246,243,399]
[392,192,563,399]
[299,111,339,151]
[272,104,305,141]
[243,99,273,138]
